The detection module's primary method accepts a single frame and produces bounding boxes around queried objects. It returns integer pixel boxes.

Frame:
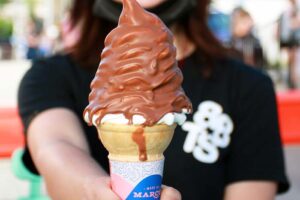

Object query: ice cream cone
[97,123,176,200]
[97,123,176,162]
[83,0,192,198]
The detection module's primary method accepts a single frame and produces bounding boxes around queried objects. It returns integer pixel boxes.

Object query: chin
[114,0,166,8]
[137,0,166,8]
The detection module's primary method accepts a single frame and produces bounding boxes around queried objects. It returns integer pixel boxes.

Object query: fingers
[161,185,182,200]
[98,177,120,200]
[83,176,120,200]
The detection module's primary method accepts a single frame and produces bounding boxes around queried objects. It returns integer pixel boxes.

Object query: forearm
[224,181,277,200]
[33,139,108,200]
[23,109,120,199]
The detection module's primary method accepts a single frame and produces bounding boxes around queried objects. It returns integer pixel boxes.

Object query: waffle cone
[97,123,176,162]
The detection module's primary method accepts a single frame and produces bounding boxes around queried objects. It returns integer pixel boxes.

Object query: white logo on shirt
[182,101,234,163]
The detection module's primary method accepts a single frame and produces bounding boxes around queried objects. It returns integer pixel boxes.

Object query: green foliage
[0,17,13,39]
[0,0,9,6]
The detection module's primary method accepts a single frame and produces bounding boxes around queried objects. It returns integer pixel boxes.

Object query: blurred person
[26,19,45,59]
[279,0,300,88]
[208,9,231,45]
[230,7,265,69]
[18,0,289,199]
[39,25,59,57]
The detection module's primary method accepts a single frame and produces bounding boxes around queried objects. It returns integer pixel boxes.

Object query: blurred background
[0,0,299,199]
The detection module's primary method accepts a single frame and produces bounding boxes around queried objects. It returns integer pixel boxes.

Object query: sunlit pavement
[280,146,300,200]
[0,60,299,199]
[0,159,30,200]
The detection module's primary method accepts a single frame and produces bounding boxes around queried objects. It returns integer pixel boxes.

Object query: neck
[171,24,196,60]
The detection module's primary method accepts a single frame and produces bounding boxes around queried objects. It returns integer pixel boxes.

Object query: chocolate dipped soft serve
[84,1,192,199]
[84,0,192,127]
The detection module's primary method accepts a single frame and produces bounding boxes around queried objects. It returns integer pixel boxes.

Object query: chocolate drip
[131,127,147,161]
[84,0,192,126]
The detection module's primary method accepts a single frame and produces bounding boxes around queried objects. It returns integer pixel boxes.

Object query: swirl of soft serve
[84,0,192,127]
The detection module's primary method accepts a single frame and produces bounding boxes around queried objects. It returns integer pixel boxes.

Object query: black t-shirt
[18,53,289,199]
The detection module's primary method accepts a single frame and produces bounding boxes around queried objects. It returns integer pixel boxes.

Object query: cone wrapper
[97,123,176,200]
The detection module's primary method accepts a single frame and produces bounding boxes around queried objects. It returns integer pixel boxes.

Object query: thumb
[83,176,120,200]
[99,177,121,200]
[161,185,182,200]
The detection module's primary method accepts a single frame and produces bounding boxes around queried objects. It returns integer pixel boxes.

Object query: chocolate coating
[84,0,192,126]
[132,127,147,161]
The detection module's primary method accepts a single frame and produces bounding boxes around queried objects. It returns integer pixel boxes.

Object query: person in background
[230,7,265,69]
[208,9,231,45]
[279,0,300,89]
[18,0,289,199]
[26,19,46,59]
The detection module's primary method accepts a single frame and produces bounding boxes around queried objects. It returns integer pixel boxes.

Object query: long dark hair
[68,0,115,67]
[68,0,227,68]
